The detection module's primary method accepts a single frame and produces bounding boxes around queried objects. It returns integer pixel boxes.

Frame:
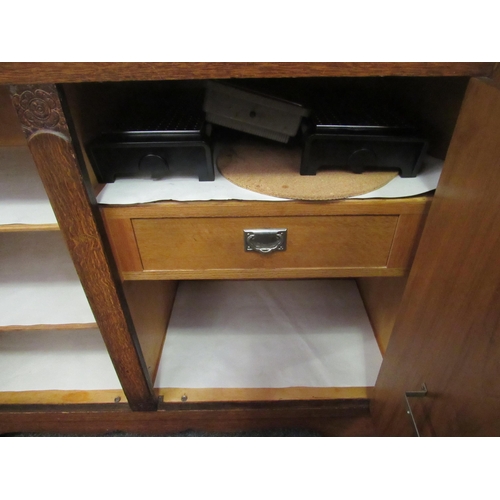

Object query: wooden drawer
[101,199,431,280]
[134,215,397,271]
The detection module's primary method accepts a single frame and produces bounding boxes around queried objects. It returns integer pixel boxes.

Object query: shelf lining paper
[0,147,57,226]
[0,232,95,328]
[155,280,383,390]
[0,329,121,391]
[97,155,443,205]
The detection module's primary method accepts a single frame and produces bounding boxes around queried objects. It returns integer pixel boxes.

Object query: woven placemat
[217,140,398,200]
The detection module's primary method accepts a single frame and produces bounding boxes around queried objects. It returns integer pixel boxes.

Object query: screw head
[181,394,188,402]
[114,397,121,403]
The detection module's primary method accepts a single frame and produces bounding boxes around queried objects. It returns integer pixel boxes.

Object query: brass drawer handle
[405,383,428,437]
[244,229,287,254]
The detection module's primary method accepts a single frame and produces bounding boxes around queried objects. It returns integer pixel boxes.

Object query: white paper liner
[97,154,443,205]
[155,280,383,389]
[0,232,95,327]
[0,329,121,391]
[0,147,57,226]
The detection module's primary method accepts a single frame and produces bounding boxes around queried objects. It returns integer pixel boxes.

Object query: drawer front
[132,216,398,272]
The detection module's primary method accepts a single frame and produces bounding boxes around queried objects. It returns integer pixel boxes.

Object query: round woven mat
[217,140,398,200]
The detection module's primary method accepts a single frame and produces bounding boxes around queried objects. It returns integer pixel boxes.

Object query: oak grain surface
[101,197,431,219]
[4,63,494,434]
[0,63,494,84]
[134,215,398,273]
[25,133,157,411]
[101,198,430,279]
[387,213,428,269]
[123,281,178,383]
[0,223,59,232]
[9,84,157,411]
[357,277,408,354]
[0,389,126,405]
[159,387,371,403]
[372,77,500,436]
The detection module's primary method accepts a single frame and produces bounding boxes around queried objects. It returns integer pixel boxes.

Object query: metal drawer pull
[405,383,428,437]
[244,229,287,254]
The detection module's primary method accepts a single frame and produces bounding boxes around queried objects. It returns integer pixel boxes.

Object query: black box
[86,92,214,183]
[300,98,428,178]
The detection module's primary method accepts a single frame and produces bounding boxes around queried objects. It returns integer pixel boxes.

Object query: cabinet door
[372,77,500,436]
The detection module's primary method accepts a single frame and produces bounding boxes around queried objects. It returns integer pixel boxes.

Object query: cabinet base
[0,399,375,437]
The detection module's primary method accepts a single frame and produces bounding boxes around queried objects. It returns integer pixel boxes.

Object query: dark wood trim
[0,399,372,436]
[493,63,500,82]
[0,62,494,84]
[9,84,157,412]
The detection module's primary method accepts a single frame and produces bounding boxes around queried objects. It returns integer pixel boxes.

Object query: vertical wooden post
[10,84,157,411]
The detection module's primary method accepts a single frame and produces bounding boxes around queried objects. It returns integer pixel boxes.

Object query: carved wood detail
[10,84,69,140]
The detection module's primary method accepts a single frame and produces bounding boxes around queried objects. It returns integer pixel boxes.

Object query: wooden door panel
[372,77,500,436]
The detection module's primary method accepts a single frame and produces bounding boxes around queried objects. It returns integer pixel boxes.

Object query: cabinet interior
[63,75,469,171]
[0,73,472,408]
[61,76,469,402]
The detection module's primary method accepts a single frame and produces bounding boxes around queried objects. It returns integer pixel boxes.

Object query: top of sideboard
[0,62,495,84]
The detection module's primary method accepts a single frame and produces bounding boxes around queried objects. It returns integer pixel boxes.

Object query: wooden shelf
[0,328,123,405]
[0,231,96,331]
[0,224,59,233]
[0,146,58,231]
[0,62,494,84]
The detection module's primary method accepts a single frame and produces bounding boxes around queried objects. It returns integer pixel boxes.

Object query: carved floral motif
[11,85,68,139]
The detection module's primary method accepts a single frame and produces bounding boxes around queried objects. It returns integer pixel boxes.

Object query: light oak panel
[124,267,406,280]
[101,199,430,279]
[123,281,178,383]
[0,223,59,232]
[134,215,398,273]
[0,390,127,405]
[357,276,408,354]
[102,197,431,219]
[0,323,97,332]
[372,77,500,436]
[102,215,143,274]
[159,387,372,403]
[387,213,428,269]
